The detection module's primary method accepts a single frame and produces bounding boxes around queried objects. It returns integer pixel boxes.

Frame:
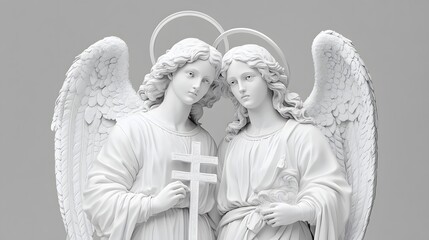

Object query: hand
[151,181,190,215]
[260,203,302,227]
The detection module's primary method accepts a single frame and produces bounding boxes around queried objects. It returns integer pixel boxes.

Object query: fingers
[169,181,190,191]
[171,187,187,197]
[271,222,280,228]
[261,212,275,221]
[171,194,186,202]
[261,207,279,227]
[260,208,274,215]
[266,217,281,227]
[266,218,277,227]
[168,181,183,188]
[182,184,190,192]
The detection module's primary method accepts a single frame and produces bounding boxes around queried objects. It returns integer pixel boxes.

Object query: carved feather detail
[304,30,378,240]
[52,37,143,240]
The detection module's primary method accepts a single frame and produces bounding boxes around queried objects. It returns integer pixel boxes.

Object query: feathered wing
[51,37,144,240]
[303,30,378,240]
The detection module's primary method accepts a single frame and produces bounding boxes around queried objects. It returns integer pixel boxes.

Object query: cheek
[257,92,267,103]
[171,79,182,89]
[201,84,211,95]
[230,86,240,98]
[256,80,269,96]
[257,87,270,101]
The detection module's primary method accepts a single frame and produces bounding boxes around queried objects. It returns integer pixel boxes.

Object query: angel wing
[304,30,378,240]
[51,36,144,240]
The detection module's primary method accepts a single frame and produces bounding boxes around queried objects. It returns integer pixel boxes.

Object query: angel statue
[51,11,229,240]
[212,29,377,240]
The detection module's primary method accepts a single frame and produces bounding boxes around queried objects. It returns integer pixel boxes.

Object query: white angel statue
[51,12,228,240]
[213,29,377,240]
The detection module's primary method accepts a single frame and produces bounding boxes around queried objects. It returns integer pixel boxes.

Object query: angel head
[138,38,222,124]
[220,44,311,140]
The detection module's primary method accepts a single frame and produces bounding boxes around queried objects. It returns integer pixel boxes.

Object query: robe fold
[217,120,351,240]
[83,112,217,240]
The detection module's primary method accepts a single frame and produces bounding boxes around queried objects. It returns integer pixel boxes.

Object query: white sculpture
[171,141,218,240]
[51,11,229,240]
[213,29,377,240]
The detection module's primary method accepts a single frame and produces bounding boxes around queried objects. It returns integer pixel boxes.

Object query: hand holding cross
[171,141,218,240]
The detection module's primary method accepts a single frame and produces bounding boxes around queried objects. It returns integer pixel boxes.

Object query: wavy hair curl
[138,38,222,124]
[220,44,312,141]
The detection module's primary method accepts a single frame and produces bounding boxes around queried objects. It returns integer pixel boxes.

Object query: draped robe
[83,112,217,240]
[217,120,351,240]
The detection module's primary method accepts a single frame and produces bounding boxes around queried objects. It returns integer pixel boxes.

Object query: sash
[218,206,264,239]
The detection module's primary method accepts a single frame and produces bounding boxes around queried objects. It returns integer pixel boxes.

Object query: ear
[167,73,173,81]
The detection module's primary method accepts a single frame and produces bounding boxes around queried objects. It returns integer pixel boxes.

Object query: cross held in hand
[171,141,218,240]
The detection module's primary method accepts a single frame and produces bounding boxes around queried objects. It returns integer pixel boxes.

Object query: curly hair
[138,38,222,124]
[220,44,312,141]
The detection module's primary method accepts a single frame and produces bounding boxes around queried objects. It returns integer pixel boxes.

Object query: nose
[238,80,246,93]
[192,78,202,90]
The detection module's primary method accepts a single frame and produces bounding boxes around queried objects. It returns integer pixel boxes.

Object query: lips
[241,95,250,100]
[188,91,198,97]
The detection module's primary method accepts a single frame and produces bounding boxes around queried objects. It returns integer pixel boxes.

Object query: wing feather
[52,37,143,240]
[304,30,378,240]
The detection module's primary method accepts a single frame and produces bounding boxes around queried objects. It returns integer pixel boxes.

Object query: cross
[171,141,218,240]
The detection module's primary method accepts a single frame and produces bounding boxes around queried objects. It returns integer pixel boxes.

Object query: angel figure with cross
[52,12,227,240]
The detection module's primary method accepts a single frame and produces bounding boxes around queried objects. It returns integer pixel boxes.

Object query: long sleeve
[82,124,151,240]
[216,138,228,187]
[292,125,351,240]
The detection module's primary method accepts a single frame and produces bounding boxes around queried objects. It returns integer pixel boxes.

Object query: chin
[240,101,254,109]
[182,97,199,105]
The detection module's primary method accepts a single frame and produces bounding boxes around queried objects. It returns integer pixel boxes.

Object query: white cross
[171,141,218,240]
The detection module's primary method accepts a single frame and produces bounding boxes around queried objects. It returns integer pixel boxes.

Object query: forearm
[83,180,154,226]
[297,201,316,224]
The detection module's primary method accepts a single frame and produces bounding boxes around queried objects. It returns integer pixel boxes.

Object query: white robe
[217,120,351,240]
[83,112,217,240]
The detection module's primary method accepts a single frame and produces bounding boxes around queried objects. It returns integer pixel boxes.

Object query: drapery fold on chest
[218,121,301,213]
[227,135,291,192]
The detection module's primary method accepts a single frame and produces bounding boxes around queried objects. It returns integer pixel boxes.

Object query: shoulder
[218,137,229,152]
[197,126,217,146]
[116,111,151,131]
[287,120,326,145]
[113,111,154,143]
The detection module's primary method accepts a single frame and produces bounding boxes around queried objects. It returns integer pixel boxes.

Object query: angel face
[169,59,216,105]
[226,60,271,110]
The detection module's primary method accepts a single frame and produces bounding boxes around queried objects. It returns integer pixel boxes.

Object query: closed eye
[202,78,210,84]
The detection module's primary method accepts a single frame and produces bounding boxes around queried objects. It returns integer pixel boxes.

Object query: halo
[150,11,229,65]
[213,28,290,78]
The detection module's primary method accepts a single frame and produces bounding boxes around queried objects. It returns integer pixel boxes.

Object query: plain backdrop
[1,0,428,239]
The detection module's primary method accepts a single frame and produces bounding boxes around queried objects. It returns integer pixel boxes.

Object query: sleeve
[206,137,229,234]
[214,137,229,217]
[216,138,228,183]
[82,124,152,240]
[292,125,351,240]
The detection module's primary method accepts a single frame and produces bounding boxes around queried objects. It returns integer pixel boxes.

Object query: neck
[246,94,286,135]
[149,87,193,131]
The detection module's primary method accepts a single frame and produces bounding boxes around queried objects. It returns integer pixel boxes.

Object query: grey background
[1,0,428,239]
